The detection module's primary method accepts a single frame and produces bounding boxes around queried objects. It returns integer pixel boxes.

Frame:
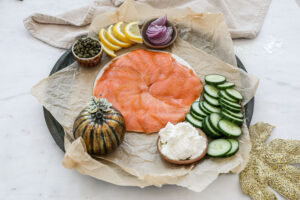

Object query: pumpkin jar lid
[73,97,126,155]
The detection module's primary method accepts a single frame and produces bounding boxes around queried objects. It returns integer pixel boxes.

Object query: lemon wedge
[124,21,143,44]
[113,21,134,43]
[99,28,121,51]
[101,42,117,57]
[106,25,131,48]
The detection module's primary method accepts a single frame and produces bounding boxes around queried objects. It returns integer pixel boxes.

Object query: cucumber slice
[202,117,214,138]
[205,74,226,85]
[220,101,242,113]
[186,113,202,128]
[225,88,243,100]
[202,117,212,138]
[204,85,219,98]
[225,139,239,157]
[219,90,238,103]
[223,108,244,119]
[199,101,211,115]
[203,116,222,138]
[207,139,232,157]
[191,102,207,117]
[219,98,242,109]
[209,113,222,133]
[218,119,242,137]
[203,101,221,113]
[191,110,204,121]
[221,111,243,126]
[204,93,220,107]
[216,82,235,89]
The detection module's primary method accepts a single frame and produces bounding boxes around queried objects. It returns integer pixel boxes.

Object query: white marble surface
[1,0,299,199]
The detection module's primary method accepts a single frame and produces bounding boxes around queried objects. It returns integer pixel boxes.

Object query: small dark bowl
[72,37,103,67]
[141,18,178,49]
[157,128,208,165]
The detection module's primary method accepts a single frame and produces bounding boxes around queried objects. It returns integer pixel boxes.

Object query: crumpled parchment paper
[89,0,237,66]
[31,0,259,192]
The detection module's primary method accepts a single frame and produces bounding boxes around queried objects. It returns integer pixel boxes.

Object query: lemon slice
[106,25,131,48]
[101,42,117,57]
[124,21,143,44]
[99,28,121,51]
[113,21,134,43]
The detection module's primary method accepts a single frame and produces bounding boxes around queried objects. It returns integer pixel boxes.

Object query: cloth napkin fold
[24,0,272,49]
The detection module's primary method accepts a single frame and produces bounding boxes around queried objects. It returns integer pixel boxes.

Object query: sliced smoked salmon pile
[94,49,203,134]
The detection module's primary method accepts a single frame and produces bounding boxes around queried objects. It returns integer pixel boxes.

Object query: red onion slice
[151,14,167,26]
[148,26,173,45]
[146,25,167,39]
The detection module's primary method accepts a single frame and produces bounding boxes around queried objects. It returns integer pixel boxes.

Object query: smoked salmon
[93,49,203,134]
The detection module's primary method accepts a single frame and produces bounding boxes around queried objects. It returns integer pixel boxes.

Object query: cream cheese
[159,122,207,160]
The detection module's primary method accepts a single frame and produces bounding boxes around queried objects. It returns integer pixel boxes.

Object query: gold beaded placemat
[240,122,300,200]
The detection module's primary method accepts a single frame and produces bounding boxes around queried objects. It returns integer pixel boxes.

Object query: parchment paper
[31,1,259,192]
[89,0,237,66]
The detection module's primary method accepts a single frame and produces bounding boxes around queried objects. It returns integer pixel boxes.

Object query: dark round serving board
[44,49,255,152]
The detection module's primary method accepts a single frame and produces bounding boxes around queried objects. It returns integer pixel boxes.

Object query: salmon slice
[94,49,203,134]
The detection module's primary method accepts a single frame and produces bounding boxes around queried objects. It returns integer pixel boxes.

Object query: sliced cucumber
[225,88,243,100]
[199,101,211,115]
[218,119,242,137]
[203,116,222,138]
[221,111,243,126]
[216,82,235,89]
[207,139,232,157]
[225,139,239,157]
[204,93,220,107]
[191,102,207,117]
[209,113,222,133]
[219,98,242,109]
[219,90,238,103]
[223,108,244,119]
[191,110,204,121]
[205,74,226,85]
[204,85,219,98]
[186,113,202,128]
[203,101,221,113]
[220,101,242,113]
[202,117,214,138]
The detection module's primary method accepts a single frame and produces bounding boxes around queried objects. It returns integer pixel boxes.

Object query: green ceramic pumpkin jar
[73,97,126,155]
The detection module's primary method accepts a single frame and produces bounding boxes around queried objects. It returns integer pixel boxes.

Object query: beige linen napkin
[24,0,271,49]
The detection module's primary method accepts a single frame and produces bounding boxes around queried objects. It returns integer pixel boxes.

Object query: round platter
[44,48,255,152]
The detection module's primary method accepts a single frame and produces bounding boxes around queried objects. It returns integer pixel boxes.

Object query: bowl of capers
[72,37,103,67]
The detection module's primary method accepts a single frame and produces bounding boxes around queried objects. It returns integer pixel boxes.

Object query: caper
[73,37,102,58]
